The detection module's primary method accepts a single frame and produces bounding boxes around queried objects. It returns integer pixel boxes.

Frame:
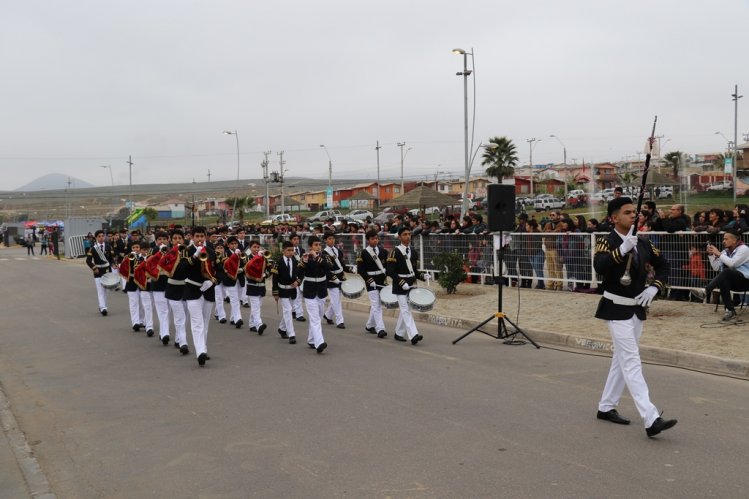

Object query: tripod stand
[453,231,540,348]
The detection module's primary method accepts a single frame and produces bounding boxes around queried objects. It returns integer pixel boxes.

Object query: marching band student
[386,227,425,345]
[357,229,388,338]
[322,232,347,329]
[85,229,115,316]
[135,244,155,337]
[222,236,247,328]
[272,241,301,344]
[290,233,306,322]
[297,236,338,353]
[237,229,250,308]
[147,231,172,345]
[159,230,190,355]
[245,240,269,335]
[120,241,146,332]
[212,240,228,324]
[184,226,216,367]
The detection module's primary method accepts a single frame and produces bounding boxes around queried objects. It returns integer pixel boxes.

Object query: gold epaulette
[386,256,396,263]
[270,268,278,274]
[355,255,363,263]
[649,240,661,257]
[594,237,610,253]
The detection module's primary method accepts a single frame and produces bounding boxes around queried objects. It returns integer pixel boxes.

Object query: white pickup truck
[533,197,565,211]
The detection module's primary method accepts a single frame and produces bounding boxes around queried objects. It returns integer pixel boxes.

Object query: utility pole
[397,141,407,194]
[732,84,743,204]
[375,140,381,210]
[262,150,271,217]
[127,155,134,216]
[526,139,537,196]
[66,177,72,219]
[278,150,286,215]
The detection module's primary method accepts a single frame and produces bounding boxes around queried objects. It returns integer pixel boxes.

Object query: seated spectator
[659,204,690,232]
[722,204,749,233]
[691,230,749,321]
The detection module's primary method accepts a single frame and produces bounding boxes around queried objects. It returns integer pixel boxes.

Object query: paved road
[1,249,748,498]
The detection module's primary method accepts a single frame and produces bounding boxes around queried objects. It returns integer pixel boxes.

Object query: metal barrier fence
[66,234,87,259]
[247,231,725,293]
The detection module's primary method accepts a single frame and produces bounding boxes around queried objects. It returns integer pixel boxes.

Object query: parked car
[706,182,731,192]
[308,209,342,222]
[568,189,585,198]
[260,213,296,226]
[373,211,396,224]
[408,206,441,217]
[533,197,565,211]
[347,210,373,221]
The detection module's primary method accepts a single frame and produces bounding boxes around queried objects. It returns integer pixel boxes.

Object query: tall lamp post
[222,130,240,222]
[732,85,743,204]
[99,164,114,227]
[375,140,381,210]
[549,134,567,199]
[526,138,541,196]
[453,47,473,216]
[397,141,412,195]
[320,145,333,209]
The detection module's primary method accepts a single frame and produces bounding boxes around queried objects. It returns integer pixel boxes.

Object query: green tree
[225,196,256,224]
[481,136,518,182]
[141,207,158,223]
[662,151,683,178]
[617,172,638,187]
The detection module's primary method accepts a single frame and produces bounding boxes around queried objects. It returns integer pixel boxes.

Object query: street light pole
[126,156,134,217]
[550,134,567,199]
[453,48,473,216]
[278,150,286,215]
[732,84,743,204]
[99,164,114,227]
[262,151,271,217]
[397,142,411,194]
[526,139,540,196]
[375,140,381,210]
[222,130,241,222]
[320,145,333,209]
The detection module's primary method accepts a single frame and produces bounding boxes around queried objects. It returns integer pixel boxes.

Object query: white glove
[200,280,213,292]
[369,282,377,290]
[619,225,638,255]
[195,246,203,254]
[159,244,167,250]
[402,283,410,291]
[634,286,658,307]
[234,249,241,255]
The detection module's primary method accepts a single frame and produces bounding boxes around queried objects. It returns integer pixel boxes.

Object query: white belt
[167,278,185,286]
[367,270,384,276]
[278,284,295,289]
[95,263,110,268]
[304,276,326,282]
[398,273,415,278]
[247,282,265,287]
[603,291,638,306]
[185,278,202,286]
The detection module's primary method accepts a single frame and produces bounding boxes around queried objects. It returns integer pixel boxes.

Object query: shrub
[432,251,467,294]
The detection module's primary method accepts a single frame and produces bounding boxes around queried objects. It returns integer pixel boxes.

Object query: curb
[340,300,749,380]
[0,381,56,499]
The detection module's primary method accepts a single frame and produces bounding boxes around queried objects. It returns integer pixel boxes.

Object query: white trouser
[279,297,296,337]
[225,282,242,322]
[240,284,248,305]
[395,295,419,340]
[304,297,325,347]
[139,290,154,330]
[201,299,214,348]
[248,294,263,328]
[292,286,305,317]
[186,298,207,357]
[366,289,385,332]
[598,316,660,427]
[127,290,141,326]
[324,287,344,325]
[94,277,108,311]
[168,299,188,347]
[214,284,226,320]
[152,291,171,339]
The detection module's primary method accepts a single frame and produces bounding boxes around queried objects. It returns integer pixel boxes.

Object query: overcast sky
[2,0,747,191]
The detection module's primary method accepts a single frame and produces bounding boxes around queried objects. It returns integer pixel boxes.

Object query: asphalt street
[0,250,748,498]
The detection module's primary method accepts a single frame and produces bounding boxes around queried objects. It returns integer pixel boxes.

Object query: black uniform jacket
[297,253,337,299]
[357,245,388,290]
[272,256,301,300]
[386,245,424,295]
[184,246,216,302]
[323,245,346,288]
[85,243,115,276]
[593,230,669,321]
[165,248,190,301]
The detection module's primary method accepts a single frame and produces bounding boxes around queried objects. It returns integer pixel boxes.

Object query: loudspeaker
[487,184,516,232]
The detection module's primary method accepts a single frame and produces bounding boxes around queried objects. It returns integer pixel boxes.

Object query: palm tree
[662,151,683,178]
[141,207,158,223]
[225,196,256,224]
[481,136,518,182]
[617,172,638,187]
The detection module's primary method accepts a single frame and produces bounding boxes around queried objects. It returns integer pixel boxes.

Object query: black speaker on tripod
[487,184,516,232]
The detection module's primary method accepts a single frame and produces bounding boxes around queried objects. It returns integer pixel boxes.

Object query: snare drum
[408,287,436,312]
[379,285,399,309]
[100,271,120,290]
[341,278,365,299]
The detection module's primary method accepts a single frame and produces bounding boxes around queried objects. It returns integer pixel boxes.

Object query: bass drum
[408,287,436,312]
[100,271,120,290]
[379,285,399,309]
[341,278,365,299]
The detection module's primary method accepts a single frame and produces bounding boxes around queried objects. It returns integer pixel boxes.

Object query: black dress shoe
[336,323,346,329]
[214,315,218,320]
[394,334,407,342]
[242,302,250,308]
[198,353,207,367]
[292,312,297,318]
[646,417,678,437]
[316,342,327,354]
[230,320,235,325]
[205,354,211,360]
[250,326,257,332]
[180,344,190,356]
[365,327,376,334]
[235,319,243,329]
[324,315,333,325]
[219,318,227,324]
[132,324,141,332]
[278,329,288,339]
[411,334,423,345]
[224,297,230,303]
[138,323,145,329]
[596,409,631,425]
[289,337,297,344]
[146,329,154,337]
[162,335,170,346]
[100,309,108,316]
[296,316,306,322]
[308,343,315,349]
[174,341,180,349]
[377,330,387,338]
[258,323,267,335]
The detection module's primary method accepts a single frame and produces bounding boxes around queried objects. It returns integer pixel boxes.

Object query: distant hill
[15,174,94,191]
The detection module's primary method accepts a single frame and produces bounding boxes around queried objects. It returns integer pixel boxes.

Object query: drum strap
[366,246,386,274]
[325,246,344,273]
[95,244,108,263]
[398,245,414,275]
